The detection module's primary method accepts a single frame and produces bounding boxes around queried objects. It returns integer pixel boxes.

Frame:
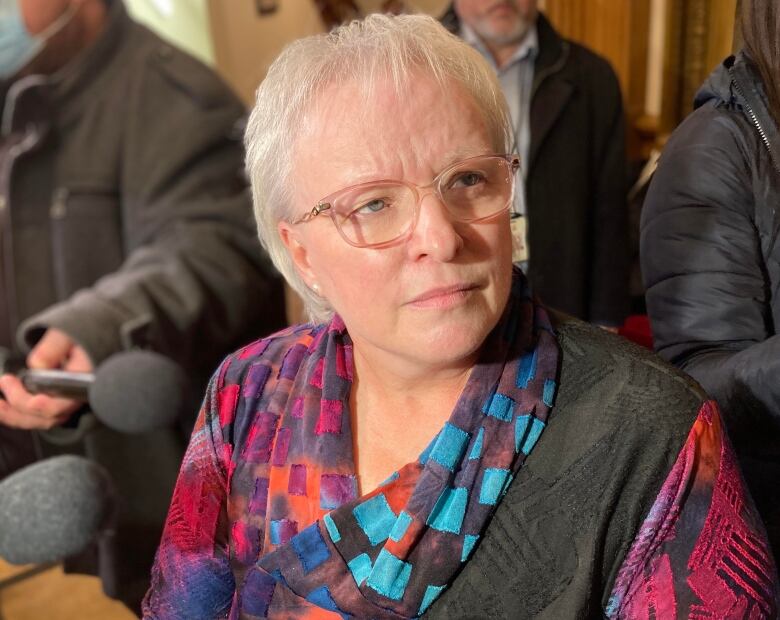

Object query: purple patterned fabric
[142,269,559,618]
[143,264,780,618]
[606,401,779,618]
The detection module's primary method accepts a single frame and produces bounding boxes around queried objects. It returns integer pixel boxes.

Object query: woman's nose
[406,190,464,262]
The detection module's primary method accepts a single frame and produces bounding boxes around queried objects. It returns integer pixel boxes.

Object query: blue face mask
[0,0,75,80]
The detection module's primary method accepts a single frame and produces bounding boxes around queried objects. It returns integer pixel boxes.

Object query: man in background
[444,0,629,325]
[0,0,284,609]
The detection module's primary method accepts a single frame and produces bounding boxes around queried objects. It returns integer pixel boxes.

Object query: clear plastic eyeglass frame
[291,153,521,249]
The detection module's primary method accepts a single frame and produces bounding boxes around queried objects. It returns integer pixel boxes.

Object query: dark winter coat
[0,0,284,609]
[641,51,780,557]
[0,1,283,375]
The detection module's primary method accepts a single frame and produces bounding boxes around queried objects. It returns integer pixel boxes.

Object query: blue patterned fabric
[235,269,560,618]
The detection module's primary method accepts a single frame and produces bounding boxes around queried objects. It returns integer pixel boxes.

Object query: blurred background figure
[642,0,780,558]
[0,0,284,611]
[442,0,630,326]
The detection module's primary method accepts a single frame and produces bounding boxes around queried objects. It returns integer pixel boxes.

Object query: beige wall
[208,1,451,106]
[207,1,324,106]
[126,0,214,65]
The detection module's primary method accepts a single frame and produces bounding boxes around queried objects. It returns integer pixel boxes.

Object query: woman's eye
[451,171,486,188]
[354,199,388,215]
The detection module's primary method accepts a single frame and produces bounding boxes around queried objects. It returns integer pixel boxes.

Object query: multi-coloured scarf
[235,271,560,618]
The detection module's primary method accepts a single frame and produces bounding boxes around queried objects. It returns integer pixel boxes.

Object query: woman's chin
[403,313,497,368]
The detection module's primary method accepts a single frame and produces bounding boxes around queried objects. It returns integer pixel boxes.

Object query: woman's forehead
[293,75,492,176]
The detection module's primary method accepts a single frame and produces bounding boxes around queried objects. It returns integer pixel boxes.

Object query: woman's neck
[348,343,475,493]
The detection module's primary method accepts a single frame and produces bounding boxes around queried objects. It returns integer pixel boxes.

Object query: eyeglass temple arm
[295,202,332,224]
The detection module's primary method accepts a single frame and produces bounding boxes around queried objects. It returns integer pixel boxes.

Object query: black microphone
[19,350,188,434]
[0,455,117,565]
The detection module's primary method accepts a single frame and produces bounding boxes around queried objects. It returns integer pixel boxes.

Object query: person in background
[442,0,629,327]
[0,0,284,610]
[642,0,780,559]
[144,15,777,619]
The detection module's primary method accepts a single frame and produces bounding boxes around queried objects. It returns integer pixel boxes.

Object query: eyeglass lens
[332,157,514,247]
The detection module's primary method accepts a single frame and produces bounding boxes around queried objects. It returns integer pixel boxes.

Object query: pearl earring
[312,283,320,293]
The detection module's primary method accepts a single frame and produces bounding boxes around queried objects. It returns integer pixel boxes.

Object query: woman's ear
[278,221,318,287]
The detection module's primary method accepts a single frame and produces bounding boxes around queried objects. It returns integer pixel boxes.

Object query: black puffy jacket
[641,51,780,556]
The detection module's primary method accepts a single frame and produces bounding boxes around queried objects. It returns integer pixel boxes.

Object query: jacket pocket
[50,186,124,299]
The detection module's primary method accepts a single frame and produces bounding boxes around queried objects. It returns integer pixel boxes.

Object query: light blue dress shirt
[460,23,538,271]
[459,23,539,187]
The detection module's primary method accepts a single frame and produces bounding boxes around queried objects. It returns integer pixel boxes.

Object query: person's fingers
[0,399,41,429]
[27,329,75,370]
[0,374,36,409]
[0,329,89,431]
[64,344,94,373]
[26,391,83,418]
[0,374,81,425]
[0,397,71,430]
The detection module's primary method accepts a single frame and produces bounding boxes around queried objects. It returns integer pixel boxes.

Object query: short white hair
[245,13,512,323]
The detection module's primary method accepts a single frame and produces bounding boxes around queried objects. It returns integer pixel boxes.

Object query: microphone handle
[19,369,94,400]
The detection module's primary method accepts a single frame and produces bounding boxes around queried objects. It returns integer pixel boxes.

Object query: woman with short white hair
[143,14,777,619]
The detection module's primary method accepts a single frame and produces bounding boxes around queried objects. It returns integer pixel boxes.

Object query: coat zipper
[730,71,780,260]
[730,73,780,175]
[1,129,41,344]
[1,77,46,347]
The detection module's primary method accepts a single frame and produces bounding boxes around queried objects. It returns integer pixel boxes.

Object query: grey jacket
[0,1,284,609]
[0,0,284,376]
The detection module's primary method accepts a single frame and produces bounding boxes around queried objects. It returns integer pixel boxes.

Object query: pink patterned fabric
[606,401,779,618]
[143,269,561,619]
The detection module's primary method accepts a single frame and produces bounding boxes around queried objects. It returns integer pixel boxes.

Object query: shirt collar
[460,22,538,72]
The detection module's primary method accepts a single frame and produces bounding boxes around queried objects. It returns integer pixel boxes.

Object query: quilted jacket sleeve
[641,102,780,434]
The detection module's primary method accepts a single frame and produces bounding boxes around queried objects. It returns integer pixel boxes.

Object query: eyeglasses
[292,154,520,248]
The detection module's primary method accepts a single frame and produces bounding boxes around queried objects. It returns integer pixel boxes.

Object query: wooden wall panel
[659,0,683,135]
[540,0,650,157]
[662,0,736,133]
[541,1,645,108]
[708,0,739,71]
[541,0,736,149]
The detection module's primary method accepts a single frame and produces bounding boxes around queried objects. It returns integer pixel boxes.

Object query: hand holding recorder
[0,329,91,430]
[0,329,187,434]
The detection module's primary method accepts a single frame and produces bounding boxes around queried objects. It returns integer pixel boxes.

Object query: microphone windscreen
[0,455,115,565]
[89,350,188,434]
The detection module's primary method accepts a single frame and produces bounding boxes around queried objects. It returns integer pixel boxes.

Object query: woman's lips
[407,283,479,309]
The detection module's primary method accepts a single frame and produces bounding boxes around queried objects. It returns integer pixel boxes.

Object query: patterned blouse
[143,274,778,619]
